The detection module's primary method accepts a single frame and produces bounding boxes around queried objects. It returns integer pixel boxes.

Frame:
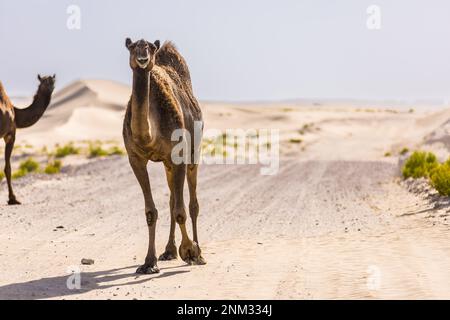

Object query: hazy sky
[1,0,450,101]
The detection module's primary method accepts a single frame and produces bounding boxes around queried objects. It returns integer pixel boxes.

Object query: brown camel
[123,38,205,274]
[0,75,55,204]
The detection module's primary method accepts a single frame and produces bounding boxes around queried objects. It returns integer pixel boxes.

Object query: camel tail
[155,41,193,90]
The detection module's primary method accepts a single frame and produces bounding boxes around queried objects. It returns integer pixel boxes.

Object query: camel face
[37,74,56,93]
[125,38,159,71]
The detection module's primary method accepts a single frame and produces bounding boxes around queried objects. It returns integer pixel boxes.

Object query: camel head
[125,38,160,71]
[37,74,56,93]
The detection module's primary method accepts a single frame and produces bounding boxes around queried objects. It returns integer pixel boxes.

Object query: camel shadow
[0,265,190,300]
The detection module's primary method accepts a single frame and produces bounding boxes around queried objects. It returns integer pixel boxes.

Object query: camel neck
[131,69,152,142]
[14,86,52,129]
[33,87,52,112]
[132,69,150,106]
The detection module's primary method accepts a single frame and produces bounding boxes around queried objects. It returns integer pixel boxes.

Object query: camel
[0,75,56,205]
[123,38,205,274]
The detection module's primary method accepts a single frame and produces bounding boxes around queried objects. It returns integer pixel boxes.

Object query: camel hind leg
[164,163,205,265]
[187,163,206,264]
[4,134,20,205]
[158,191,178,261]
[187,164,200,245]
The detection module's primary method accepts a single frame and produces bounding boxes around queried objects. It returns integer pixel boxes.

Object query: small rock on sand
[81,258,95,265]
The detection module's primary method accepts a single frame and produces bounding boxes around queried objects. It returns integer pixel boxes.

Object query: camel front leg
[166,163,206,265]
[128,155,159,274]
[4,134,20,205]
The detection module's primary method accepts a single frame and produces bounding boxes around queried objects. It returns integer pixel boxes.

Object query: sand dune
[14,80,129,146]
[50,79,129,111]
[1,79,450,299]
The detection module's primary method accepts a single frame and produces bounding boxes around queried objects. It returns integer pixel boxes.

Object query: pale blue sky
[1,0,450,101]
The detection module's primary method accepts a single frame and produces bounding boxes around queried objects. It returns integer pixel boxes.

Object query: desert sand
[1,80,449,299]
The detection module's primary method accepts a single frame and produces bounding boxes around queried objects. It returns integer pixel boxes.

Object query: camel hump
[155,41,192,89]
[0,81,10,104]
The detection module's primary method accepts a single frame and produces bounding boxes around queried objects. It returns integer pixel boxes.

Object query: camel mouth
[136,57,150,69]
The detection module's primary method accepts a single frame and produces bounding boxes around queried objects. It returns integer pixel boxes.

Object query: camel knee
[173,207,187,225]
[189,200,199,218]
[145,208,158,226]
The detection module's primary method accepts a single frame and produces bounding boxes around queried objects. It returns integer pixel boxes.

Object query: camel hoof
[159,249,178,261]
[136,264,160,274]
[179,241,207,265]
[8,199,21,205]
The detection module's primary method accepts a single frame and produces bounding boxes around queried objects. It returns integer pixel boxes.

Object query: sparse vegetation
[88,143,108,158]
[12,158,40,179]
[289,138,302,144]
[0,171,4,182]
[431,162,450,196]
[108,146,125,156]
[298,123,314,135]
[86,141,125,158]
[19,158,40,173]
[44,160,62,174]
[12,169,28,179]
[400,147,409,155]
[402,151,438,179]
[384,152,392,157]
[402,150,450,196]
[55,143,79,158]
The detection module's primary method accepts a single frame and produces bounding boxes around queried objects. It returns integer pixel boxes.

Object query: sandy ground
[1,80,450,299]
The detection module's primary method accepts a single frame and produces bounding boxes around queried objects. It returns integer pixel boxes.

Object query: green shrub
[402,151,438,179]
[88,144,108,158]
[12,169,28,179]
[19,158,40,173]
[44,160,62,174]
[12,158,40,179]
[431,163,450,196]
[289,138,302,144]
[400,147,409,155]
[108,146,125,156]
[384,152,392,157]
[0,171,4,182]
[55,143,79,158]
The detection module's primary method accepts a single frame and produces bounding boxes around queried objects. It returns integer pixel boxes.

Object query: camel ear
[37,74,42,81]
[125,38,133,50]
[148,40,160,54]
[52,74,56,80]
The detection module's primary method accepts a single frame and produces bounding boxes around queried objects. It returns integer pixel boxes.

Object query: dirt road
[1,156,449,299]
